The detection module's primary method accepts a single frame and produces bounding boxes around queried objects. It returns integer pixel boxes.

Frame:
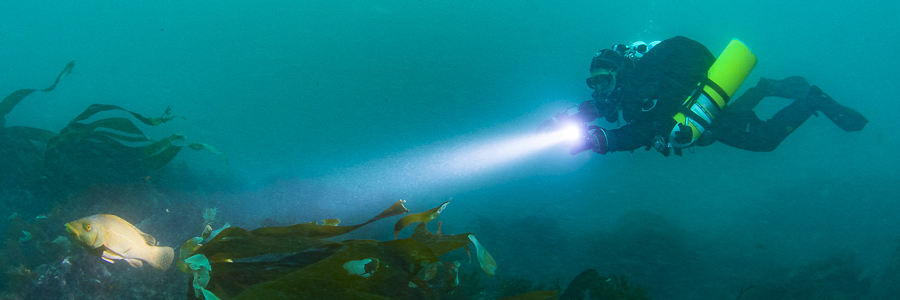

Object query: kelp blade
[188,199,497,300]
[228,239,440,300]
[0,60,73,118]
[194,226,336,262]
[196,200,409,262]
[252,200,408,239]
[66,104,178,128]
[393,201,449,238]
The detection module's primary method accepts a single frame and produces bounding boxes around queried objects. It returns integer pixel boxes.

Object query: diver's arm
[577,122,656,155]
[605,123,657,153]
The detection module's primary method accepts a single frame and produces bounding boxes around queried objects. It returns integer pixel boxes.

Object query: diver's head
[586,68,616,94]
[587,49,622,94]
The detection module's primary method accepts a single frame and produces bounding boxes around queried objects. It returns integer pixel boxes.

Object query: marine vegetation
[1,61,664,300]
[0,60,223,202]
[177,200,499,300]
[0,61,223,299]
[172,197,662,300]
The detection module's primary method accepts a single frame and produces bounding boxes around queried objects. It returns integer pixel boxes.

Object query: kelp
[185,254,219,300]
[468,235,497,277]
[51,104,197,171]
[195,200,410,262]
[251,200,410,240]
[180,200,500,300]
[0,60,74,120]
[229,239,441,300]
[409,222,472,258]
[45,104,225,179]
[394,200,450,238]
[0,61,74,192]
[177,237,205,273]
[1,60,224,191]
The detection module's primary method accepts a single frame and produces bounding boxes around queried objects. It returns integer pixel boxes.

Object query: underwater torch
[537,108,597,154]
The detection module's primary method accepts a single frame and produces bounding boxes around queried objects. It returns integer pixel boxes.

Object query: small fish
[65,214,175,271]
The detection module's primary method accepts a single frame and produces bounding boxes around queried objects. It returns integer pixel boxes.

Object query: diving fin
[805,86,868,132]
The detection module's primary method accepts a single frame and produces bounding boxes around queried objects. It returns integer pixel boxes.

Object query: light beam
[316,126,583,197]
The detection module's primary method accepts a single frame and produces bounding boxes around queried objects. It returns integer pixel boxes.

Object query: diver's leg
[753,76,868,131]
[752,77,867,131]
[725,76,809,113]
[713,77,867,152]
[711,109,777,152]
[707,78,790,151]
[723,86,766,113]
[802,86,868,132]
[712,77,814,152]
[756,98,817,150]
[757,76,811,100]
[712,100,814,152]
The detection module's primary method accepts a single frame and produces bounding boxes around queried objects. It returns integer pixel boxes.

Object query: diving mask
[586,69,616,94]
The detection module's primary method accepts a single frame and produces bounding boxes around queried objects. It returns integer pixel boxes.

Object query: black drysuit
[591,36,820,154]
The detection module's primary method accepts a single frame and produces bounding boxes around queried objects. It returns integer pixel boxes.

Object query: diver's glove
[570,126,610,155]
[591,127,610,154]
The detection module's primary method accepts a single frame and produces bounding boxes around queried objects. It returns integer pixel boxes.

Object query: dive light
[538,109,594,154]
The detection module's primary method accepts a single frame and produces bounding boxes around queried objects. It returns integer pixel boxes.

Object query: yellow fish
[65,214,175,271]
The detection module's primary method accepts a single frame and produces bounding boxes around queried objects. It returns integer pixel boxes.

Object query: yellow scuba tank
[667,39,757,149]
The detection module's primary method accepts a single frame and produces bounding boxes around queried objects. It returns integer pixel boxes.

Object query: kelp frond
[177,199,499,300]
[0,60,73,119]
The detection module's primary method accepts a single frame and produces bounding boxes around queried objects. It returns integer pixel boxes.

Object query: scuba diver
[541,36,868,156]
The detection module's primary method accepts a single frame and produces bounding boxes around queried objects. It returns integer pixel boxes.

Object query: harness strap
[677,105,712,129]
[677,77,731,130]
[699,77,731,107]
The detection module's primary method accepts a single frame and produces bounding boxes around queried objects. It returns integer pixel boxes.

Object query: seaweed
[0,61,74,121]
[394,200,449,238]
[0,61,74,203]
[0,61,224,196]
[172,199,662,300]
[193,200,409,263]
[178,200,499,300]
[42,104,224,191]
